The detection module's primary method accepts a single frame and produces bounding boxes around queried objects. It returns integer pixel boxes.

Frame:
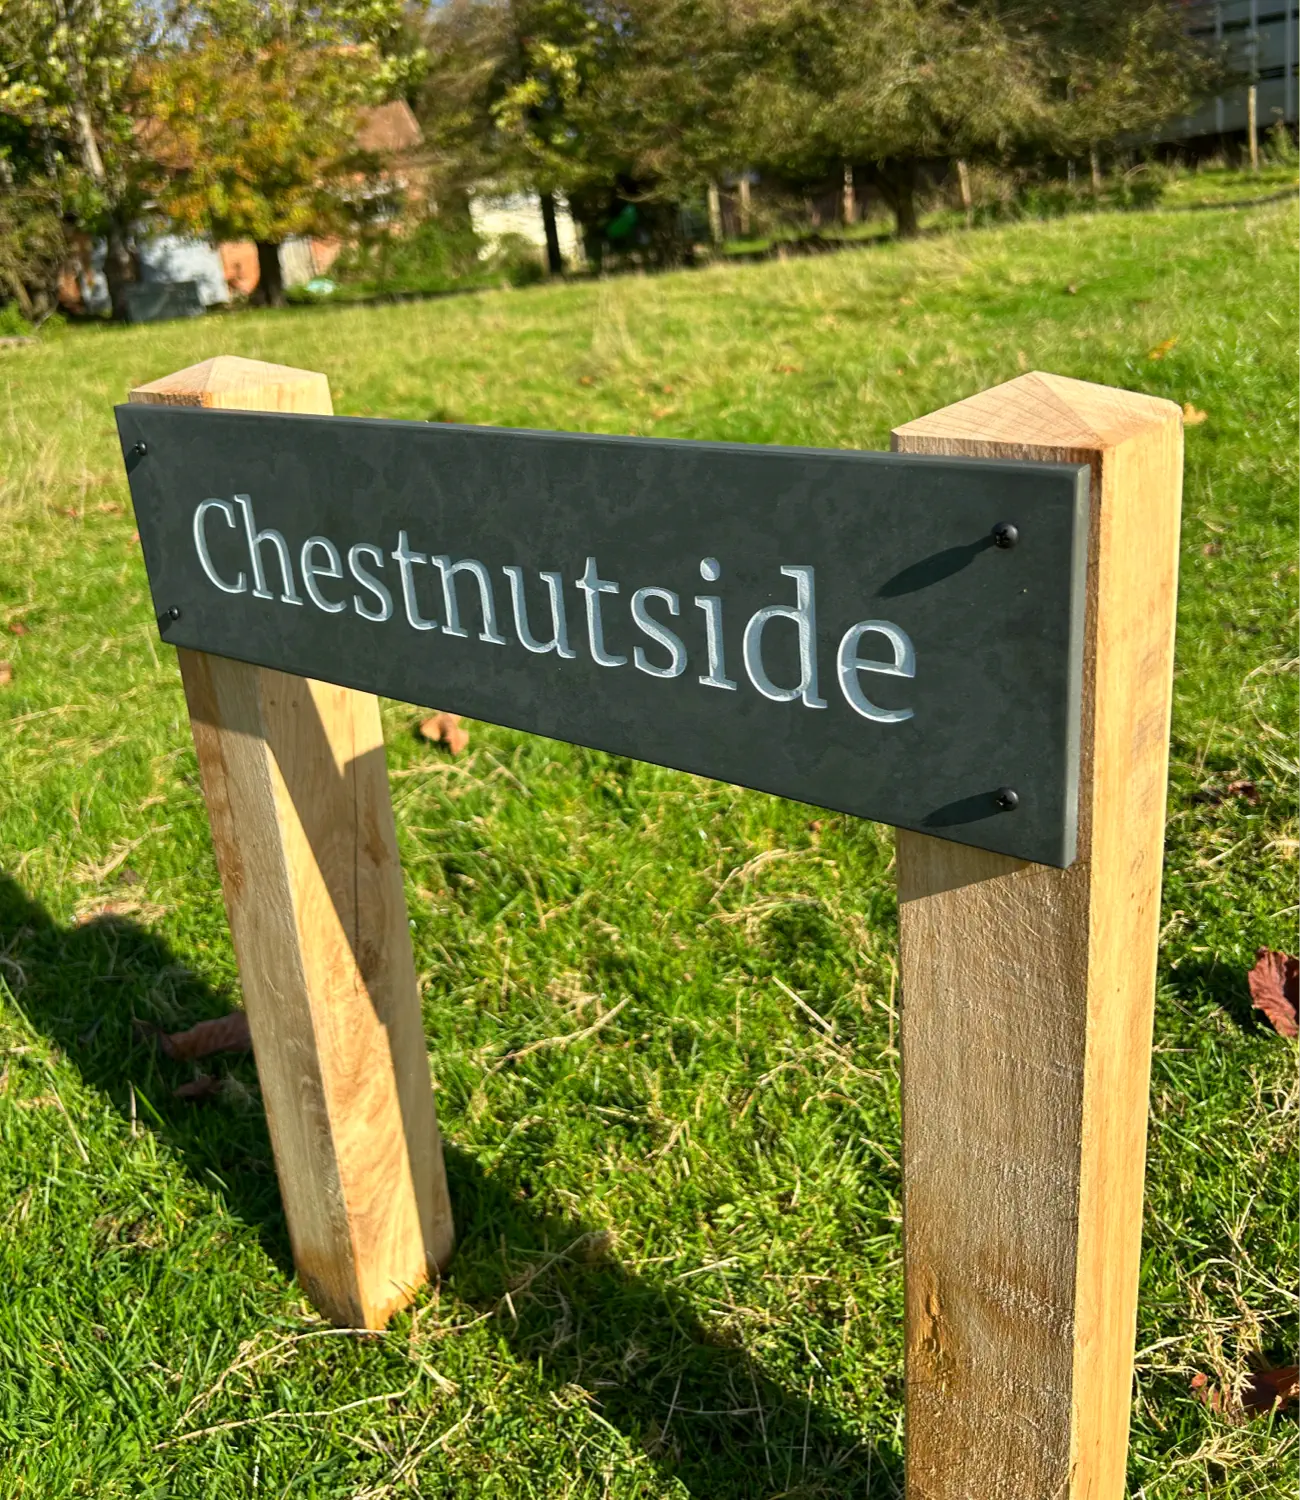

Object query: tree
[143,0,423,305]
[419,0,744,268]
[418,0,607,271]
[0,0,155,316]
[733,0,1050,237]
[1021,1,1216,175]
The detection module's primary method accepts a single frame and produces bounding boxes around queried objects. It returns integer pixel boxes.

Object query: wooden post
[892,372,1183,1499]
[130,356,454,1329]
[955,159,973,227]
[843,163,857,226]
[1248,83,1260,171]
[707,180,723,246]
[738,174,752,236]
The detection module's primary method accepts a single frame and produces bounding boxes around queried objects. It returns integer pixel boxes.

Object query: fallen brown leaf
[1201,542,1222,556]
[1182,402,1208,425]
[1191,1365,1300,1420]
[97,501,125,515]
[418,711,469,756]
[1148,336,1178,360]
[1194,779,1258,806]
[1190,1371,1230,1416]
[1247,948,1299,1037]
[153,1011,252,1062]
[173,1075,224,1102]
[0,661,11,687]
[775,364,801,374]
[1244,1366,1300,1416]
[8,620,28,636]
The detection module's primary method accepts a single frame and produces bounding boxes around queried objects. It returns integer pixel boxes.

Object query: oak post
[130,356,453,1329]
[892,373,1183,1498]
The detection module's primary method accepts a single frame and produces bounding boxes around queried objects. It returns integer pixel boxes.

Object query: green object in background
[606,203,637,241]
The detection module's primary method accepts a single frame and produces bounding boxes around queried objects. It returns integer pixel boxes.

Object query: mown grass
[0,177,1296,1498]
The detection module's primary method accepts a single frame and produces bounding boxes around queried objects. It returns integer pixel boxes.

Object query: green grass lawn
[1,178,1296,1498]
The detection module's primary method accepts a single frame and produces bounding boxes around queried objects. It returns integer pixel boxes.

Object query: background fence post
[892,372,1183,1498]
[130,355,454,1329]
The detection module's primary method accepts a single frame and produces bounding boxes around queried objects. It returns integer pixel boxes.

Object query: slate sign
[116,406,1090,865]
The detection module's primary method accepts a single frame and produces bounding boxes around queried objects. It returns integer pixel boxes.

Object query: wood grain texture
[130,358,452,1328]
[892,371,1183,1500]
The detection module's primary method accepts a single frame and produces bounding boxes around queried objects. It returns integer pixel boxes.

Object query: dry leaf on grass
[1247,948,1299,1038]
[150,1011,252,1061]
[8,620,28,636]
[1194,779,1259,806]
[418,711,469,756]
[1148,336,1178,360]
[1244,1366,1300,1415]
[173,1075,224,1102]
[1182,402,1209,425]
[0,662,12,687]
[1191,1365,1299,1420]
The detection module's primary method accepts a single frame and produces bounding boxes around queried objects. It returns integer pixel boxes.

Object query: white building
[469,190,582,265]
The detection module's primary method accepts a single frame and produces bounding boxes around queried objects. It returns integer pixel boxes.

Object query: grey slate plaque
[115,405,1090,866]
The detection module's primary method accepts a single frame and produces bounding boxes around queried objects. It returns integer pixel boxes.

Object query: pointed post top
[129,355,332,415]
[893,370,1180,458]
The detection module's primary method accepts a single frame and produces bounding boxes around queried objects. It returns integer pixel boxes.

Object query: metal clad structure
[1166,0,1299,139]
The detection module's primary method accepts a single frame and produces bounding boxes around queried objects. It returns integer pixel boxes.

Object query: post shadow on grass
[1163,953,1267,1035]
[0,871,900,1499]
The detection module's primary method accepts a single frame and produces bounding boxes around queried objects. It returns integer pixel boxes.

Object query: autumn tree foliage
[143,40,377,305]
[0,0,155,315]
[142,0,422,305]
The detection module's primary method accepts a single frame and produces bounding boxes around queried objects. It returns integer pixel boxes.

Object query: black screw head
[164,606,181,623]
[994,786,1020,812]
[991,521,1018,549]
[132,441,148,458]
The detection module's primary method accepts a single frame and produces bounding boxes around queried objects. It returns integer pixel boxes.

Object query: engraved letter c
[193,499,247,594]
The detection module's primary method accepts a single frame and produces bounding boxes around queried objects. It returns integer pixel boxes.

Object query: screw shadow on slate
[0,872,901,1498]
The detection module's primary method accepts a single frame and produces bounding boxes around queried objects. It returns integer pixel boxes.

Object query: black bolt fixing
[991,521,1018,549]
[132,441,148,457]
[164,606,181,622]
[994,786,1020,812]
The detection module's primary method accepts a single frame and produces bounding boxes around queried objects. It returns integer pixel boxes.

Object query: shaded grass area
[0,176,1296,1496]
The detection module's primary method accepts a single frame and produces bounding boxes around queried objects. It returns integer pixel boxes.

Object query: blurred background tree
[0,0,155,317]
[730,0,1050,238]
[141,0,424,305]
[1023,0,1218,186]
